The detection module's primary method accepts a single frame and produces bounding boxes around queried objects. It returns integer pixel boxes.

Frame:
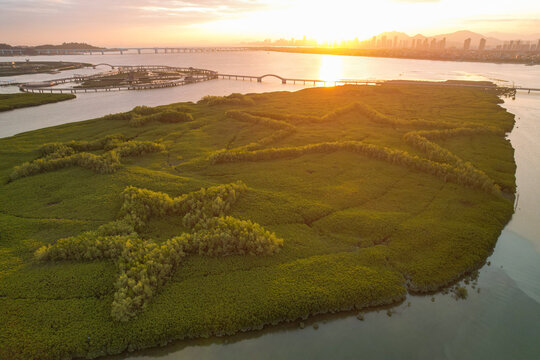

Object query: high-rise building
[478,38,486,51]
[439,37,446,49]
[463,38,471,50]
[393,36,398,48]
[381,36,387,48]
[411,39,416,48]
[430,38,437,49]
[537,39,540,53]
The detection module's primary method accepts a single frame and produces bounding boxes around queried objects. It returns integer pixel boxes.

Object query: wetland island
[0,82,517,359]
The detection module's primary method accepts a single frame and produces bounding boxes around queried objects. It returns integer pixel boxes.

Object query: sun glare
[318,55,343,84]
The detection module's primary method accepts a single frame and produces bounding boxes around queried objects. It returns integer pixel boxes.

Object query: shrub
[197,93,255,106]
[209,141,501,195]
[10,137,164,181]
[129,110,193,127]
[226,110,296,132]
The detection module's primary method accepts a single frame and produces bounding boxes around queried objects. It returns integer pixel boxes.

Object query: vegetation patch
[0,93,75,112]
[9,135,164,181]
[0,61,90,77]
[0,83,515,359]
[198,93,256,106]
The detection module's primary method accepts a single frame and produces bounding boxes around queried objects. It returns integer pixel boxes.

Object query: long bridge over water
[0,47,249,56]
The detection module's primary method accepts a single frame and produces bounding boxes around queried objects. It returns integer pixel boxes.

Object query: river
[1,52,539,360]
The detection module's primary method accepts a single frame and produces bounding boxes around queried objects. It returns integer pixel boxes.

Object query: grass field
[0,83,516,359]
[0,93,76,112]
[0,61,91,77]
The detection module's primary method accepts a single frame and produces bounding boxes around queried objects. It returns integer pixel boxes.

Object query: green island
[0,83,516,359]
[0,61,91,77]
[0,93,76,112]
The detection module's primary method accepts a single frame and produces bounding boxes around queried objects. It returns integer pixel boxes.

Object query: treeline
[120,180,248,230]
[226,110,296,132]
[212,102,503,195]
[210,141,501,195]
[39,134,125,156]
[35,181,283,321]
[207,111,297,157]
[403,127,498,165]
[198,93,255,106]
[129,109,193,127]
[9,136,164,181]
[100,105,194,128]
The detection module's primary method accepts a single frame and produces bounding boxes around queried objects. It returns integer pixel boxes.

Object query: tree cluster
[35,181,283,321]
[129,110,194,127]
[197,93,255,106]
[210,140,501,195]
[9,136,164,181]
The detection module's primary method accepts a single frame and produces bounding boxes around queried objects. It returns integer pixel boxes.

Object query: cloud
[0,0,270,25]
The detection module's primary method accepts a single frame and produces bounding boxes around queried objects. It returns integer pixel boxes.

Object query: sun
[318,55,344,83]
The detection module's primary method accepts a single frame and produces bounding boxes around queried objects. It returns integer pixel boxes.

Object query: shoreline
[254,47,540,66]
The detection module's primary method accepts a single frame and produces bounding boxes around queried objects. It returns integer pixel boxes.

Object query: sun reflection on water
[318,55,343,85]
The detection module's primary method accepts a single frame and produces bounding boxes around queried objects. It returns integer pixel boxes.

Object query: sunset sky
[1,0,539,46]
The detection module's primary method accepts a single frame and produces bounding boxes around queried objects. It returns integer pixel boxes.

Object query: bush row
[246,111,320,124]
[210,141,501,195]
[402,127,502,192]
[129,110,194,127]
[10,140,164,181]
[39,134,126,156]
[191,216,283,256]
[120,180,248,230]
[198,93,255,106]
[226,110,296,132]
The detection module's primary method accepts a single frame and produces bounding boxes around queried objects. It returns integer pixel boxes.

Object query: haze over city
[1,0,539,46]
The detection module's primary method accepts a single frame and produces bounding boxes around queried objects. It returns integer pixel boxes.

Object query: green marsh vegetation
[0,93,76,112]
[0,84,516,359]
[0,61,91,77]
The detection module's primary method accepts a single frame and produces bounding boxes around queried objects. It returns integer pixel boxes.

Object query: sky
[0,0,539,46]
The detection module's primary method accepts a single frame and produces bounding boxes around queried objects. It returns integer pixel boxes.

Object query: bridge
[217,73,383,86]
[217,74,540,92]
[0,47,250,56]
[16,64,540,94]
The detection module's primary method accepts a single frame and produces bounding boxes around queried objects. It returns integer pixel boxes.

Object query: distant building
[537,39,540,52]
[478,38,486,51]
[464,38,471,50]
[439,37,446,49]
[393,36,398,48]
[430,38,437,49]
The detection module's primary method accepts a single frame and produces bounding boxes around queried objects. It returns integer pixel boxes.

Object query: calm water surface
[1,52,539,359]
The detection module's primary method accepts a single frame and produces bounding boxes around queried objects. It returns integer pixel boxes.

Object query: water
[1,52,539,359]
[1,52,540,138]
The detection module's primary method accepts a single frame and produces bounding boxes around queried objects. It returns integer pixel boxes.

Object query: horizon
[1,0,539,47]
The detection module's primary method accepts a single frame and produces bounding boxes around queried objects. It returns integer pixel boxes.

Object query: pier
[18,65,218,93]
[16,65,540,94]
